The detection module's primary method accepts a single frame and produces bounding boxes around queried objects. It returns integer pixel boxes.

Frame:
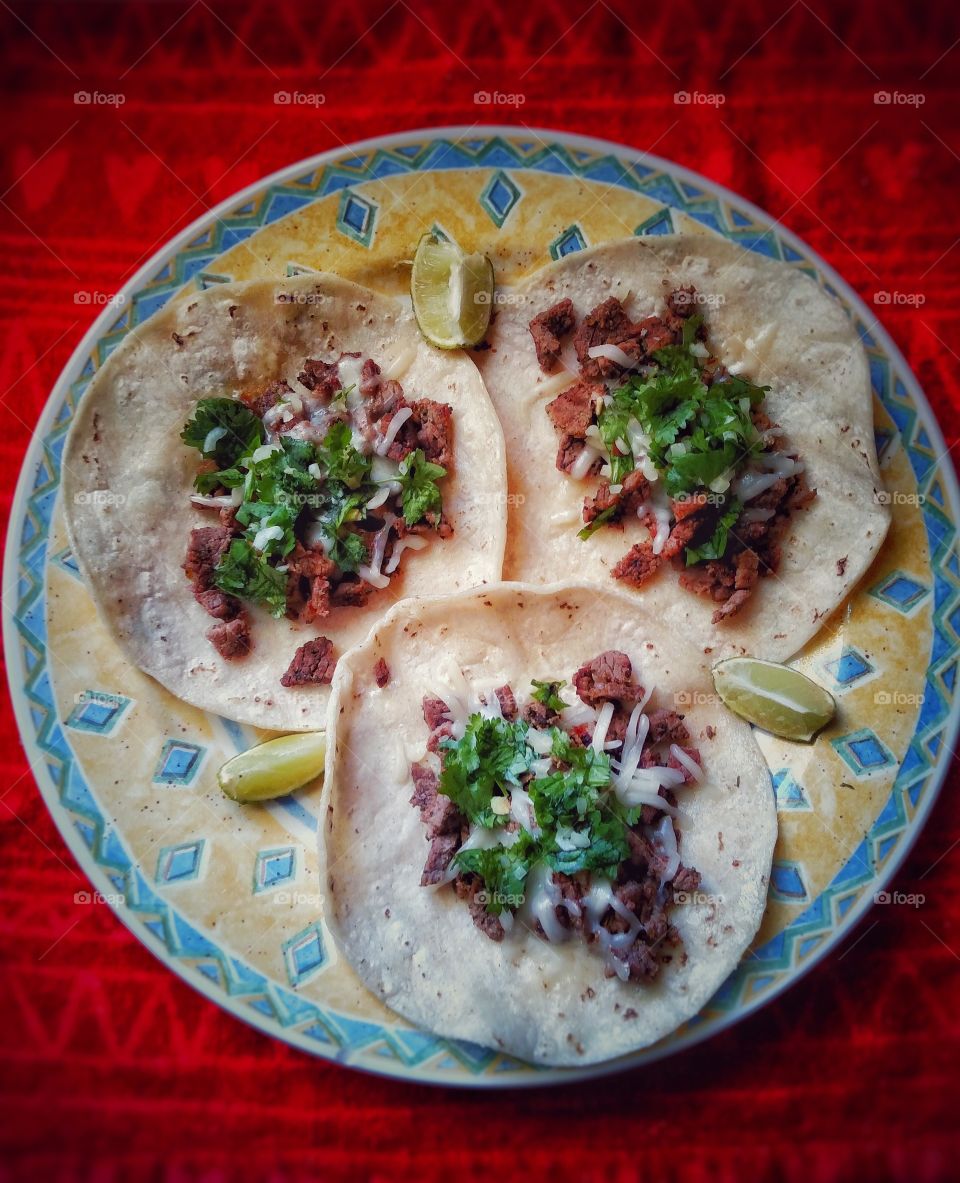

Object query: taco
[475,234,890,662]
[321,583,775,1067]
[63,275,507,730]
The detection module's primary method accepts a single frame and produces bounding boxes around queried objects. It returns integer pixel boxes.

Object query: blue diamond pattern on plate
[479,169,522,227]
[254,846,297,893]
[156,839,205,885]
[770,859,808,902]
[549,224,586,259]
[831,728,897,776]
[772,768,811,811]
[282,922,327,987]
[153,739,204,786]
[65,691,132,736]
[869,569,931,614]
[336,189,377,247]
[823,646,874,689]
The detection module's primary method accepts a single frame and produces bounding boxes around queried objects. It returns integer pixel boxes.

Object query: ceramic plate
[5,127,958,1085]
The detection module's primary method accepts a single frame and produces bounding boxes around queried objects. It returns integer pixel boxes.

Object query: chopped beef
[194,587,240,620]
[184,526,232,589]
[546,380,605,475]
[573,297,643,379]
[522,700,560,728]
[494,685,517,720]
[646,709,690,746]
[573,650,643,706]
[206,616,251,660]
[557,435,603,477]
[660,494,714,561]
[454,874,505,942]
[421,834,460,886]
[422,695,451,731]
[612,541,662,588]
[666,286,698,319]
[285,544,337,623]
[297,357,342,399]
[374,657,390,687]
[359,357,381,398]
[280,636,336,687]
[529,298,576,373]
[583,469,651,528]
[330,577,374,608]
[395,512,454,540]
[411,399,454,468]
[553,872,587,932]
[370,378,406,421]
[410,764,463,838]
[672,865,702,894]
[240,379,291,420]
[546,381,602,438]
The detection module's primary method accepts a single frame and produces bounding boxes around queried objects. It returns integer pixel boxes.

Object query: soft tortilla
[475,235,890,662]
[63,275,507,730]
[321,582,775,1067]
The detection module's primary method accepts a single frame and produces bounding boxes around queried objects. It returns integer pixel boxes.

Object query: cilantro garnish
[454,832,538,915]
[398,448,446,526]
[183,392,449,614]
[437,705,634,915]
[181,398,264,470]
[438,715,534,828]
[684,498,743,565]
[531,679,566,712]
[581,314,769,563]
[212,538,287,617]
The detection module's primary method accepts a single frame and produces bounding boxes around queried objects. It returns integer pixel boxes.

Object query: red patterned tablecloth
[1,2,958,1179]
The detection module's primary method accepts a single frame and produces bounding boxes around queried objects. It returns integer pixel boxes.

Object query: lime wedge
[411,233,494,349]
[218,731,326,803]
[712,658,836,742]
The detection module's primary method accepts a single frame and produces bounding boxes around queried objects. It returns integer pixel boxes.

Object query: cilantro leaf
[685,498,743,565]
[578,505,618,541]
[546,811,629,878]
[181,398,264,469]
[212,538,287,617]
[398,448,446,526]
[438,715,533,828]
[531,679,566,712]
[454,832,538,915]
[317,421,371,488]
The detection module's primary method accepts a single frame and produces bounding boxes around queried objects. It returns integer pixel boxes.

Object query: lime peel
[711,658,836,743]
[218,731,327,803]
[411,232,494,349]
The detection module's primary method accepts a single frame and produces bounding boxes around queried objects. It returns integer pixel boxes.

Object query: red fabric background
[2,2,959,1179]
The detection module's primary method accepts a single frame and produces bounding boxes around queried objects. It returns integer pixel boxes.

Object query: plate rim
[4,122,958,1088]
